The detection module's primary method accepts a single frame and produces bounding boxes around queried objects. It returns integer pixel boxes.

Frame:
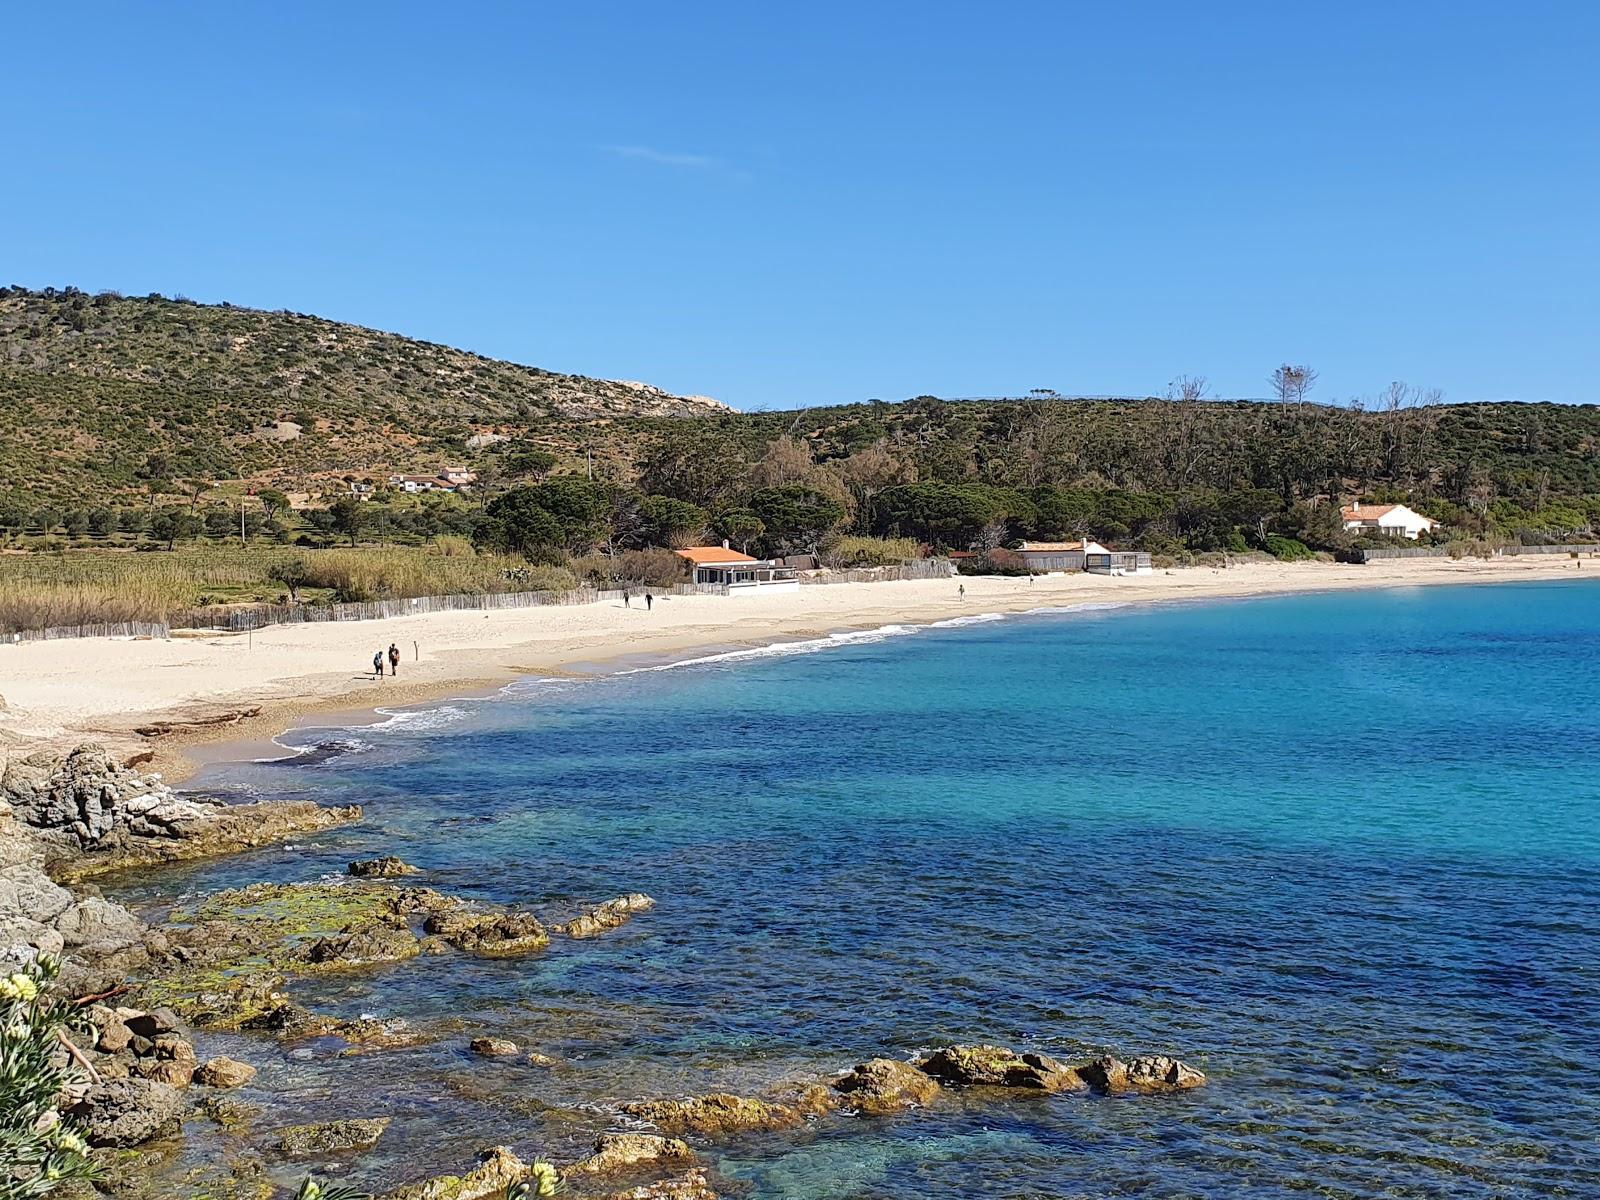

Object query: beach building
[1340,502,1439,539]
[675,546,801,591]
[1085,548,1154,575]
[1013,540,1111,572]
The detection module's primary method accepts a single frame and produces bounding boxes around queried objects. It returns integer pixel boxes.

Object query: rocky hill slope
[0,286,724,501]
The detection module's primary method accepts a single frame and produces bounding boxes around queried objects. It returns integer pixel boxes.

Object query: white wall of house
[1344,504,1437,539]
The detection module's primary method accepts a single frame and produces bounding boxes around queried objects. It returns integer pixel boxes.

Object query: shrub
[1265,535,1315,562]
[1,955,100,1197]
[572,548,685,589]
[825,536,919,568]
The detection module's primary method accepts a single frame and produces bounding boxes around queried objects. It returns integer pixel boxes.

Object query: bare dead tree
[1269,364,1319,410]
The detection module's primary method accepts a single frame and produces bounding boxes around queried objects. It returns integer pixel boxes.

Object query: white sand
[0,556,1589,777]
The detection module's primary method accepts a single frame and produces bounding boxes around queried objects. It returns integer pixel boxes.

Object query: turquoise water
[141,580,1600,1197]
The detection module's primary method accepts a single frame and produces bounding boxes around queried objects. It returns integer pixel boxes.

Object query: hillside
[0,286,724,502]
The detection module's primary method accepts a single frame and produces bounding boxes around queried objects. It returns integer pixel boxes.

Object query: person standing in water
[388,643,400,676]
[372,650,384,679]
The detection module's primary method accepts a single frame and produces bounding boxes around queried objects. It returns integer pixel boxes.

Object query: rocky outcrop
[275,1117,391,1155]
[383,1146,529,1200]
[916,1044,1084,1093]
[569,1133,696,1175]
[621,1094,803,1136]
[833,1058,942,1114]
[1075,1054,1207,1094]
[348,855,419,878]
[424,908,549,956]
[557,893,655,939]
[69,1077,185,1147]
[2,742,363,882]
[77,1003,206,1091]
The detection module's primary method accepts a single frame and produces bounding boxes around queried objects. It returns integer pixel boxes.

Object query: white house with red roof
[675,546,801,591]
[1340,501,1439,540]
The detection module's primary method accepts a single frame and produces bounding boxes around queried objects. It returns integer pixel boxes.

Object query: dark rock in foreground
[1076,1053,1207,1094]
[70,1077,184,1147]
[917,1044,1085,1092]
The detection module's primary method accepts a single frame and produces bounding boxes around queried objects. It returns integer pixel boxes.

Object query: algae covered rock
[621,1093,801,1136]
[1076,1054,1206,1094]
[557,893,655,938]
[348,855,420,878]
[383,1146,529,1200]
[69,1077,185,1147]
[833,1058,941,1114]
[274,1116,391,1155]
[917,1044,1083,1092]
[570,1132,696,1175]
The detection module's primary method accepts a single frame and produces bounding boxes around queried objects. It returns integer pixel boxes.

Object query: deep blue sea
[134,579,1600,1198]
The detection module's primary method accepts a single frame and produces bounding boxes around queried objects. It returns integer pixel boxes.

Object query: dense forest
[2,286,1598,561]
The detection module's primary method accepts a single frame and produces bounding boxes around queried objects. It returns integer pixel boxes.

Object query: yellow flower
[530,1162,562,1197]
[5,973,38,1001]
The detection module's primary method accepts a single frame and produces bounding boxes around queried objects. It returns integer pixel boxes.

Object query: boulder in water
[69,1078,185,1147]
[569,1132,696,1175]
[833,1058,942,1113]
[916,1044,1084,1092]
[1075,1054,1206,1094]
[621,1093,802,1136]
[274,1116,391,1155]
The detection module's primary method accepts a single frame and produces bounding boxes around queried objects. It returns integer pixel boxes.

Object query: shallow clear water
[132,580,1600,1198]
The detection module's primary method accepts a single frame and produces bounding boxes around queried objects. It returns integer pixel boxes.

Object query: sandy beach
[0,556,1588,779]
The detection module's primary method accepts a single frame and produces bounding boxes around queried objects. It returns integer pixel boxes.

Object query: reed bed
[0,545,560,633]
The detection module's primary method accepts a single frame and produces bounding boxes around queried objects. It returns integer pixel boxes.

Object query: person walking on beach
[958,583,966,603]
[388,643,400,676]
[645,593,654,611]
[624,590,631,608]
[372,650,384,679]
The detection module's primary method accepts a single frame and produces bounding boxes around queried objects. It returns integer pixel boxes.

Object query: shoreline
[1,556,1591,782]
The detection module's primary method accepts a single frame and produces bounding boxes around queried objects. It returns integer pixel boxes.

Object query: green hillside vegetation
[2,286,1598,634]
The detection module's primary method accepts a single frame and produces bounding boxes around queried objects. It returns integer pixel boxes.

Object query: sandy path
[0,556,1590,779]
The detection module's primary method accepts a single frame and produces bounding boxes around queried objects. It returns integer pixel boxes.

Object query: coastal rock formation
[569,1133,697,1175]
[348,855,420,878]
[557,892,655,938]
[307,916,421,966]
[621,1093,803,1136]
[916,1044,1085,1093]
[383,1146,529,1200]
[275,1117,391,1155]
[425,908,550,955]
[1075,1054,1207,1094]
[69,1077,185,1147]
[2,741,363,881]
[833,1058,943,1113]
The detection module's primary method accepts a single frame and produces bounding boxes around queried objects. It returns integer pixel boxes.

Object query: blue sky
[4,2,1596,409]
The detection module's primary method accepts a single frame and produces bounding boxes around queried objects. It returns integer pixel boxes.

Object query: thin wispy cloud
[606,144,720,169]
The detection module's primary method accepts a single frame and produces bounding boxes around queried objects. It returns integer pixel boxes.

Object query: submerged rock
[274,1116,391,1155]
[917,1044,1084,1092]
[598,1170,718,1200]
[569,1132,696,1175]
[195,1056,257,1088]
[383,1146,529,1200]
[1076,1054,1206,1094]
[621,1093,801,1136]
[69,1077,185,1147]
[833,1058,942,1114]
[348,855,420,878]
[306,917,421,966]
[557,893,655,939]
